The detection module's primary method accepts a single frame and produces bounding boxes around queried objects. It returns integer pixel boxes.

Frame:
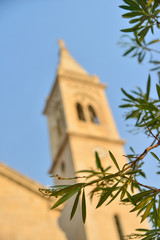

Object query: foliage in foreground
[40,1,160,239]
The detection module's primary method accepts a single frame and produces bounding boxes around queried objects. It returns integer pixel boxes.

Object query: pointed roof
[57,39,88,75]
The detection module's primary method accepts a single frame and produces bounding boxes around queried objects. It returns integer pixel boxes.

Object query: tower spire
[58,39,66,50]
[57,39,88,75]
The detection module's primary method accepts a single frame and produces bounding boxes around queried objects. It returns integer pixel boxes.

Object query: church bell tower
[43,40,148,240]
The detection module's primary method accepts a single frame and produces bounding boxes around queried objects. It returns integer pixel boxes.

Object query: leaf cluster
[40,150,160,232]
[119,33,160,63]
[120,75,160,134]
[120,0,160,41]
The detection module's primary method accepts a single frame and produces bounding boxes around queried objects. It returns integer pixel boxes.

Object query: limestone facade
[0,162,66,240]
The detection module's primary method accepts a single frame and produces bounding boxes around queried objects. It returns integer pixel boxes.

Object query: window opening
[114,215,124,240]
[88,105,99,124]
[76,103,86,121]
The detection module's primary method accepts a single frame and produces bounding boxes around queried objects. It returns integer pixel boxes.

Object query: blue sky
[0,0,159,186]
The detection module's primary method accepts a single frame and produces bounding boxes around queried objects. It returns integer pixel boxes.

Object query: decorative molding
[67,131,125,145]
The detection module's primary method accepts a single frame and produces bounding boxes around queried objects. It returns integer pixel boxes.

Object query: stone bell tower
[43,40,148,240]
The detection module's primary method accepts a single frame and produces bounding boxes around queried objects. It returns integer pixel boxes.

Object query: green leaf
[156,84,160,100]
[135,103,158,111]
[50,183,84,197]
[120,182,128,200]
[96,181,120,208]
[51,187,81,209]
[130,146,135,153]
[95,151,104,172]
[121,88,136,101]
[130,196,153,212]
[126,191,136,205]
[157,196,160,229]
[138,51,146,63]
[129,17,142,23]
[152,0,160,13]
[136,228,149,232]
[126,109,140,120]
[150,60,160,65]
[139,171,146,178]
[123,47,136,56]
[107,187,122,205]
[141,199,155,222]
[119,5,137,10]
[137,0,149,13]
[150,152,160,162]
[70,190,81,220]
[148,39,160,45]
[146,74,151,101]
[82,188,86,223]
[138,27,150,40]
[109,151,120,171]
[122,11,143,18]
[76,170,95,173]
[50,185,71,189]
[151,66,160,71]
[152,201,158,228]
[123,0,140,9]
[121,24,142,32]
[119,104,134,108]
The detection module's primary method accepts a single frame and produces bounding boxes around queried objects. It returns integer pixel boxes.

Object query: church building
[0,40,148,240]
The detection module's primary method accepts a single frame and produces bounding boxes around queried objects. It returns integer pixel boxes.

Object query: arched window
[88,105,99,124]
[76,103,86,121]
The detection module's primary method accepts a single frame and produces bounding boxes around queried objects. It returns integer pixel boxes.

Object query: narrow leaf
[126,191,136,206]
[130,147,135,153]
[152,0,159,12]
[82,188,86,223]
[123,47,136,56]
[157,196,160,229]
[51,187,81,209]
[96,181,120,208]
[138,0,148,13]
[107,187,122,205]
[156,84,160,100]
[121,88,136,101]
[146,74,151,100]
[122,11,143,18]
[123,0,140,9]
[141,199,154,222]
[130,196,153,212]
[148,39,160,45]
[70,190,81,220]
[138,27,150,40]
[150,152,160,162]
[95,151,104,172]
[119,104,134,108]
[51,183,84,197]
[121,25,142,32]
[109,151,120,171]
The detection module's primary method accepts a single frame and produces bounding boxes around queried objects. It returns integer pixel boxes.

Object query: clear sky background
[0,0,159,187]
